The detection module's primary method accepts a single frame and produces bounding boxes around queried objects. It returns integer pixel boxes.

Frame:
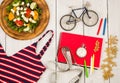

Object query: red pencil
[97,18,103,35]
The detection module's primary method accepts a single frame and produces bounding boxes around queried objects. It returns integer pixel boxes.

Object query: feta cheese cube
[16,11,20,16]
[29,18,36,23]
[20,7,23,10]
[21,2,24,5]
[27,3,30,7]
[13,19,17,22]
[21,12,26,15]
[11,9,15,14]
[17,18,20,20]
[30,11,34,16]
[22,15,29,23]
[24,8,27,11]
[16,7,20,10]
[24,24,27,26]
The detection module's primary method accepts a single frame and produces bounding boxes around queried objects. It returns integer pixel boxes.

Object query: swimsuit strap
[0,43,2,47]
[0,43,6,57]
[36,30,54,59]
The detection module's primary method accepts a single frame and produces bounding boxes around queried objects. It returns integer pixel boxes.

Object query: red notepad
[57,32,103,68]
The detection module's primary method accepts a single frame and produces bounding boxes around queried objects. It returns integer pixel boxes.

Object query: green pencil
[84,60,89,78]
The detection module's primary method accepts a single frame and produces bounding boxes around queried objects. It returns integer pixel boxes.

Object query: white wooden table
[0,0,120,83]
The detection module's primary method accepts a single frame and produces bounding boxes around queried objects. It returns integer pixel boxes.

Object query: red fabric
[57,32,103,68]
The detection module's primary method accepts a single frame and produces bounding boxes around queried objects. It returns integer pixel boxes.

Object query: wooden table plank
[82,0,109,83]
[0,28,6,50]
[108,0,120,82]
[37,0,56,82]
[57,0,85,83]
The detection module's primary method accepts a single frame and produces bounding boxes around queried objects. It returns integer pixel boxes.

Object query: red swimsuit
[0,30,54,83]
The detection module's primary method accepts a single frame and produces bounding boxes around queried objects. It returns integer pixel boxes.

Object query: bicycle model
[60,6,99,31]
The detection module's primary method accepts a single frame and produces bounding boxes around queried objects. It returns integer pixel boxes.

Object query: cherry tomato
[25,8,31,18]
[15,20,24,27]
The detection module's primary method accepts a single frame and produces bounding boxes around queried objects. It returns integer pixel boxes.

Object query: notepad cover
[57,32,103,68]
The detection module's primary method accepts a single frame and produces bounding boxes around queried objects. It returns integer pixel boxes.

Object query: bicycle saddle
[69,6,75,9]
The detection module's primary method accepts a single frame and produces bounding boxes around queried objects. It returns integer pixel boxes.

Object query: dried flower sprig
[94,40,100,52]
[101,35,118,80]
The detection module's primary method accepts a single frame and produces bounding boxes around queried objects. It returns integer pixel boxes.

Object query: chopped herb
[25,0,32,3]
[36,8,42,14]
[18,26,25,32]
[6,4,13,12]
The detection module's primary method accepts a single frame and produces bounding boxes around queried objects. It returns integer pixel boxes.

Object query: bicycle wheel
[60,15,76,31]
[82,10,99,27]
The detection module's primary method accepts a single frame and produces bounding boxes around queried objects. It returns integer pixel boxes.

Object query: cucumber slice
[13,2,20,6]
[23,26,30,32]
[30,2,37,10]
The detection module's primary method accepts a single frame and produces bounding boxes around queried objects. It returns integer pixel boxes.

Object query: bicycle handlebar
[68,2,90,9]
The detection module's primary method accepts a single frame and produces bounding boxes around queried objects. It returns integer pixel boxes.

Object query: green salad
[5,0,42,33]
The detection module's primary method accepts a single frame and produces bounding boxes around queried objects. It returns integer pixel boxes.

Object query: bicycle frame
[67,7,91,25]
[71,7,89,19]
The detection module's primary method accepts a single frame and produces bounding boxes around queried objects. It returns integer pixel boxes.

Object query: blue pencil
[103,18,107,35]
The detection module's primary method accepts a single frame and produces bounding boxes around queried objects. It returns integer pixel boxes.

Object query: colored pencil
[103,18,107,35]
[90,54,95,74]
[92,54,95,73]
[84,60,89,78]
[97,18,103,35]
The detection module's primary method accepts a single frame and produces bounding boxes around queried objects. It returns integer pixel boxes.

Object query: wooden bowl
[0,0,50,40]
